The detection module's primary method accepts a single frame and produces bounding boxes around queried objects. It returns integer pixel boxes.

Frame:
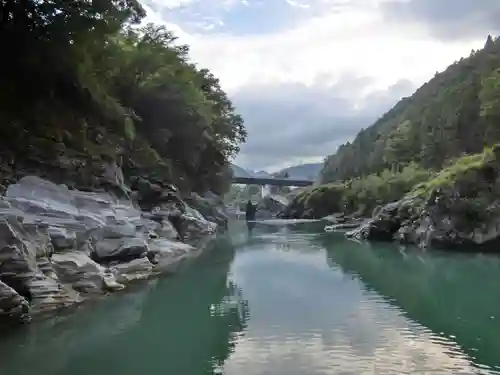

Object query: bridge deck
[232,176,314,187]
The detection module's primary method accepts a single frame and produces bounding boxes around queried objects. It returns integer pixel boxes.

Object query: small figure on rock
[245,199,257,234]
[168,203,186,242]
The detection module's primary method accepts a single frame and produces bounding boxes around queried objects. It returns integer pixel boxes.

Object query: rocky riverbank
[285,146,500,252]
[0,172,228,328]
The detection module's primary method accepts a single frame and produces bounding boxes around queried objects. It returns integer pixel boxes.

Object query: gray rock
[27,274,81,313]
[0,280,30,323]
[47,225,77,250]
[345,202,402,242]
[186,192,229,228]
[52,252,124,294]
[147,239,194,272]
[0,174,214,325]
[111,258,154,283]
[0,218,81,313]
[92,237,149,263]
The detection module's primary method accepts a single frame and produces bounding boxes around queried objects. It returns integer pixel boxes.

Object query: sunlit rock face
[185,192,229,229]
[0,176,217,325]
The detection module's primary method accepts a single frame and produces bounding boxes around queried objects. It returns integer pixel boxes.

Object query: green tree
[0,1,246,195]
[480,69,500,142]
[320,35,500,183]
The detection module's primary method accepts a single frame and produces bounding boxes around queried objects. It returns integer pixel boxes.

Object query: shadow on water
[314,232,500,372]
[0,236,250,375]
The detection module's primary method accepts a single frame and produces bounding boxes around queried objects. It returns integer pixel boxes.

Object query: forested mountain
[254,170,272,178]
[321,35,500,183]
[231,163,322,180]
[0,1,246,194]
[275,163,323,180]
[283,35,500,222]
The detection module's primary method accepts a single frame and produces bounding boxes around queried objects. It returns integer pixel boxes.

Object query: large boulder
[256,195,289,219]
[397,189,500,251]
[346,201,403,241]
[184,192,228,229]
[91,237,149,263]
[0,172,214,325]
[153,203,217,240]
[51,251,124,293]
[0,218,81,313]
[364,149,500,252]
[147,238,195,273]
[111,257,154,284]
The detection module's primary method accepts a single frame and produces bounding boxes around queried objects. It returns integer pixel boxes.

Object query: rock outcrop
[184,192,229,229]
[0,175,219,327]
[345,146,500,252]
[257,195,289,219]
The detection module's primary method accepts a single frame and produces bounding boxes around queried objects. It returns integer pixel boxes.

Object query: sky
[141,0,500,172]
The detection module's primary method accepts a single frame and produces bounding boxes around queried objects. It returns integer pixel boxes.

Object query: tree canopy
[284,35,500,220]
[0,0,246,194]
[321,35,500,184]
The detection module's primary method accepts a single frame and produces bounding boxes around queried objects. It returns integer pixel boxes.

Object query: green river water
[2,219,500,375]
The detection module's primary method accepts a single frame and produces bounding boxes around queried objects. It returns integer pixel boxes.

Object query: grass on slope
[291,147,500,219]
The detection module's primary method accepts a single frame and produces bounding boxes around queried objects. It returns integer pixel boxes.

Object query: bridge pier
[260,185,270,198]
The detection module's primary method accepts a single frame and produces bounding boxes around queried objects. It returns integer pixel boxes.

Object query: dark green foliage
[341,163,432,216]
[294,145,500,221]
[321,35,500,183]
[287,163,431,218]
[0,1,246,193]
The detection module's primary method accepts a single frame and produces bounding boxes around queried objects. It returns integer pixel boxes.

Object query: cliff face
[0,0,244,328]
[343,146,500,249]
[0,170,226,327]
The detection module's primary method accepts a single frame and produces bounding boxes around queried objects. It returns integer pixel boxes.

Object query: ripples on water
[2,219,500,375]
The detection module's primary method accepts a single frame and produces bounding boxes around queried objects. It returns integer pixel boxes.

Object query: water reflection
[0,280,159,375]
[315,232,500,373]
[4,221,500,375]
[222,224,500,375]
[0,236,249,375]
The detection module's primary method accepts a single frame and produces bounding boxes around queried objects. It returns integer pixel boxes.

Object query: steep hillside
[283,35,500,251]
[0,1,246,196]
[321,35,500,183]
[274,163,323,180]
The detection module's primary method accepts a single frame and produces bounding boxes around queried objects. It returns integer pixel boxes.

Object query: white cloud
[222,247,482,375]
[184,9,482,92]
[285,0,310,9]
[142,0,488,170]
[229,78,414,171]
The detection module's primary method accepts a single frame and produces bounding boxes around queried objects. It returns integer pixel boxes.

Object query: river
[2,219,500,375]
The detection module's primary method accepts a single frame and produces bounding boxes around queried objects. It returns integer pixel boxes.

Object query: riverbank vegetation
[284,35,500,220]
[0,0,246,194]
[283,163,432,218]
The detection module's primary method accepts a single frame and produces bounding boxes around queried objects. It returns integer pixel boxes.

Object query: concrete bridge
[232,176,314,187]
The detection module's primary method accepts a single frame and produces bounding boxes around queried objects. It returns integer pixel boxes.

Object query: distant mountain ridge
[230,164,253,178]
[274,163,323,180]
[231,163,323,180]
[254,170,272,178]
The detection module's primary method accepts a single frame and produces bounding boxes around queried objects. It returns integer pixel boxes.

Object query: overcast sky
[141,0,499,172]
